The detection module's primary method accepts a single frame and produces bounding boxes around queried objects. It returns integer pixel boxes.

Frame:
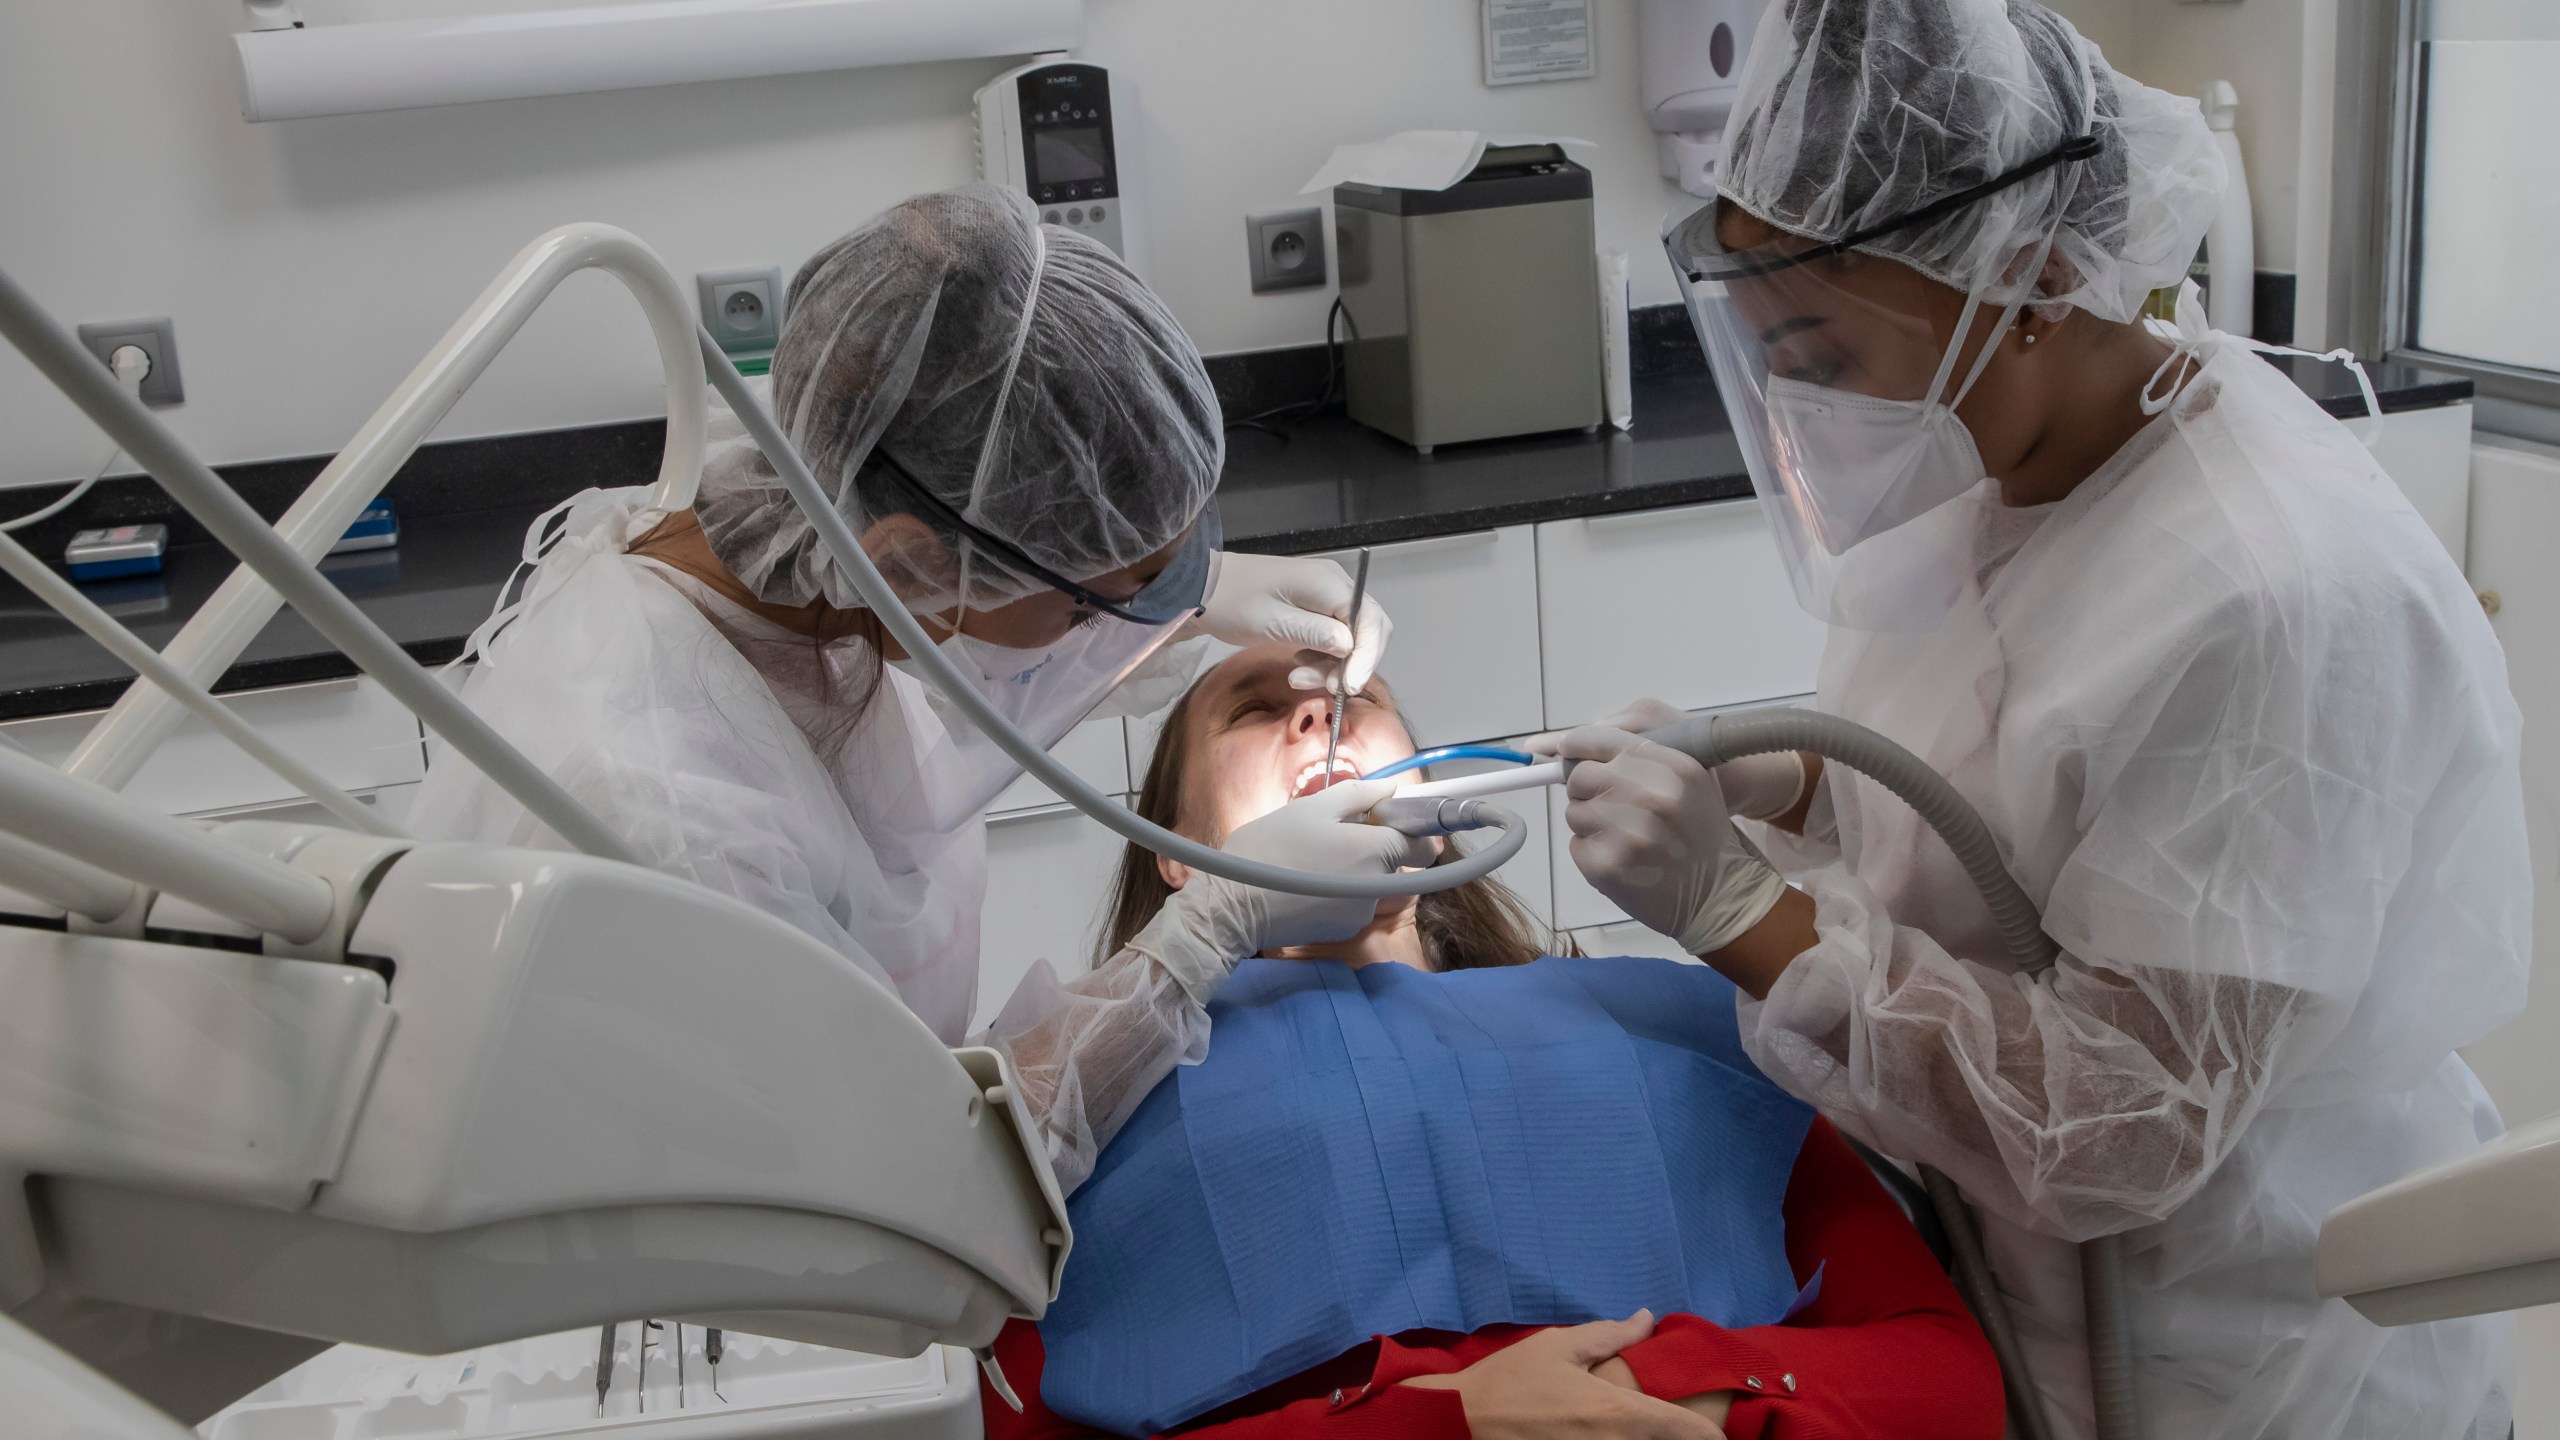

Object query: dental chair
[0,228,1067,1433]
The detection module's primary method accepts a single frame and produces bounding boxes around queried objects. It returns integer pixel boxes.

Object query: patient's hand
[1592,1354,1734,1432]
[1399,1312,1725,1439]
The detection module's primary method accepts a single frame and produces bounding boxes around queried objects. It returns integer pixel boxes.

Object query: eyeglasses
[1677,133,2104,283]
[867,446,1219,626]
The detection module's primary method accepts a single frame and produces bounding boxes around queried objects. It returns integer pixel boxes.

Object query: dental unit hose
[695,330,1525,900]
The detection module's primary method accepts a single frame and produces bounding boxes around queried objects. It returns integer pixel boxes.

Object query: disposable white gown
[409,488,1207,1097]
[1743,337,2530,1440]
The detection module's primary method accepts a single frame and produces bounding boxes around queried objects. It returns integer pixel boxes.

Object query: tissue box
[1336,143,1604,452]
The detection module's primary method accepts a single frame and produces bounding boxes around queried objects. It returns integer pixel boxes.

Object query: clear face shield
[1666,135,2100,630]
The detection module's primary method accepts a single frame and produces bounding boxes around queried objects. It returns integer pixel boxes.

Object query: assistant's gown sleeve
[1741,578,2528,1239]
[975,1118,2004,1440]
[972,947,1213,1195]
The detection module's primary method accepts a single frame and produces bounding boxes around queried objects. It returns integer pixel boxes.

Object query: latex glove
[1528,699,1807,821]
[1401,1312,1724,1440]
[1522,698,1683,757]
[1193,551,1395,695]
[1559,727,1787,955]
[1127,778,1432,1005]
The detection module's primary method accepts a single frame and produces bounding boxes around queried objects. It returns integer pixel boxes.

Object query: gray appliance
[1335,144,1604,453]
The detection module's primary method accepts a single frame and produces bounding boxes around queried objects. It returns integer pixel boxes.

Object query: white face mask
[1760,377,1991,556]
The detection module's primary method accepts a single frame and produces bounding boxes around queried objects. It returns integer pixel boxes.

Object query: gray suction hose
[1632,708,2136,1440]
[698,331,1524,898]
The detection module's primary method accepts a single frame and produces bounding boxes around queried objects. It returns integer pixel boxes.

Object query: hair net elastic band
[1716,133,2104,285]
[968,223,1049,514]
[1934,46,2100,414]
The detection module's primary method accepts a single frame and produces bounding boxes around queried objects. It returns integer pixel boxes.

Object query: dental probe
[1324,548,1371,789]
[594,1322,616,1416]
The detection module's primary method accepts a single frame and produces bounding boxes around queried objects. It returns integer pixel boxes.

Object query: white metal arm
[0,747,333,942]
[66,223,707,793]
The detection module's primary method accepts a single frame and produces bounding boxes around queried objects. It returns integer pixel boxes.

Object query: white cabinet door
[2367,402,2474,567]
[2455,441,2560,1130]
[1430,745,1557,927]
[986,717,1131,817]
[1308,527,1544,748]
[0,677,426,817]
[1549,782,1625,932]
[1536,500,1825,729]
[977,802,1136,1032]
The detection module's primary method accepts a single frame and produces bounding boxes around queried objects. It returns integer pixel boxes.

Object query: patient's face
[1175,645,1416,842]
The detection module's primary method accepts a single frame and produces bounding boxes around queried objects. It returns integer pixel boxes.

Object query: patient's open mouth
[1291,758,1363,799]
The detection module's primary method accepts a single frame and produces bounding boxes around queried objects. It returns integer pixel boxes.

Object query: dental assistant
[410,183,1404,1054]
[1553,2,2530,1437]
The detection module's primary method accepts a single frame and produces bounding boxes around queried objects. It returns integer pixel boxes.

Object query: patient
[981,646,2003,1440]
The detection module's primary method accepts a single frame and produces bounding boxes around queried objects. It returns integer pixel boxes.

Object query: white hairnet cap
[1719,0,2224,323]
[697,183,1223,612]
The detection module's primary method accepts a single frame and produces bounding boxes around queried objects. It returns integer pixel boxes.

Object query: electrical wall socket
[1246,208,1327,294]
[76,317,182,407]
[697,266,784,356]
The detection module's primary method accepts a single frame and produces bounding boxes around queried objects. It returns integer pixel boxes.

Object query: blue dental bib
[1038,956,1815,1435]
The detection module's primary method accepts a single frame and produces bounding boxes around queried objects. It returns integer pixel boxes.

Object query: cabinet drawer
[1536,501,1826,728]
[1308,526,1544,748]
[977,801,1137,1032]
[1,677,426,817]
[986,717,1130,817]
[2366,401,2473,566]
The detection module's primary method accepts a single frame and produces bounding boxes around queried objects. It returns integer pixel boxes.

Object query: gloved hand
[1192,551,1395,695]
[1128,779,1433,1004]
[1558,727,1788,955]
[1528,698,1809,821]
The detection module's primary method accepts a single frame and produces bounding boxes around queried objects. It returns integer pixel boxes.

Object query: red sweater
[981,1117,2003,1440]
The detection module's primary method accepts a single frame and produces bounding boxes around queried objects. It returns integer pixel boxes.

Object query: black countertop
[0,357,2470,721]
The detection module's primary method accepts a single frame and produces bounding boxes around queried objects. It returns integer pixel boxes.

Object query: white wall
[0,0,1694,493]
[2017,0,2343,346]
[2092,0,2338,346]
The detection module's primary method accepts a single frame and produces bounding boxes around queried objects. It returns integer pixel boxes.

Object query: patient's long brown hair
[1095,673,1572,970]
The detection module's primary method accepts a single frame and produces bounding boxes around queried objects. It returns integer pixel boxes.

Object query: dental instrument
[708,1327,726,1402]
[595,1323,616,1416]
[1359,744,1534,782]
[1324,547,1371,792]
[1367,795,1503,838]
[1395,761,1565,802]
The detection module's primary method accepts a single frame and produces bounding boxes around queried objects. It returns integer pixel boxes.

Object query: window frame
[2332,0,2560,423]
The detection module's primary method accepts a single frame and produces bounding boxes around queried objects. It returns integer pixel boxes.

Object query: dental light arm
[0,261,640,867]
[697,331,1526,898]
[0,745,335,942]
[0,528,398,839]
[0,826,141,925]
